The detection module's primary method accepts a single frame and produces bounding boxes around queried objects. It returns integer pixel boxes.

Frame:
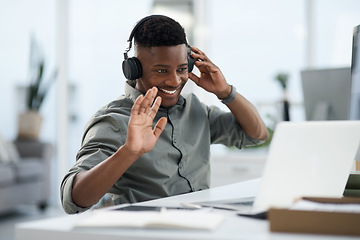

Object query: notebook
[195,121,360,218]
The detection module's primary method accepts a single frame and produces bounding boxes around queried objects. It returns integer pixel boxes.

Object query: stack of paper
[291,199,360,213]
[75,209,224,230]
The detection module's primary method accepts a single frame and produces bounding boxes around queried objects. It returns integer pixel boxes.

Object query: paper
[75,209,224,230]
[291,200,360,213]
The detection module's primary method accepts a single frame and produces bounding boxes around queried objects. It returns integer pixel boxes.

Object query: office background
[1,0,360,206]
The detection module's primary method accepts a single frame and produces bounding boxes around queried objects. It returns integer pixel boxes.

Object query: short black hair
[134,15,187,48]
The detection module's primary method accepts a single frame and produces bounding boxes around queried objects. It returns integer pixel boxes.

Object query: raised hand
[188,46,231,99]
[124,87,167,156]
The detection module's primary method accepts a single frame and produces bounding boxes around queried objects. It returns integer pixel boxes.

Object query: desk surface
[15,179,359,240]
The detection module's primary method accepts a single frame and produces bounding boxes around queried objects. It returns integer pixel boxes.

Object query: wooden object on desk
[268,197,360,236]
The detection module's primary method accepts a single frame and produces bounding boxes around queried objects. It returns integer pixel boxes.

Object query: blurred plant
[227,113,275,150]
[247,113,275,148]
[26,35,57,111]
[275,73,289,91]
[275,72,291,121]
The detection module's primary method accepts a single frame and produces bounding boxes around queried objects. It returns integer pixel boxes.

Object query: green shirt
[61,81,262,214]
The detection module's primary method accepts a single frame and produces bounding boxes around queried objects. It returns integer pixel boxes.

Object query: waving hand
[124,87,167,156]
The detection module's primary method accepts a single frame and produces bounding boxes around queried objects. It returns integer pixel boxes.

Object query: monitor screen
[350,24,360,120]
[301,67,351,121]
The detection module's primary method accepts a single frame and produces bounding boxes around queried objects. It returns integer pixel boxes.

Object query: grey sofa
[0,139,52,214]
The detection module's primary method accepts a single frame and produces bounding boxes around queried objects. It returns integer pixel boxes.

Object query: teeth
[159,88,177,94]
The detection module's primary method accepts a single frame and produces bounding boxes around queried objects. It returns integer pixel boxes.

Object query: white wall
[1,0,360,204]
[0,0,57,141]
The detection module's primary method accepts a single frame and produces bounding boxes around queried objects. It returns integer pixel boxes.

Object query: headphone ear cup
[122,57,142,80]
[188,53,195,73]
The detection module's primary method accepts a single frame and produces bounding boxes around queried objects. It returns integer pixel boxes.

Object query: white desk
[15,179,358,240]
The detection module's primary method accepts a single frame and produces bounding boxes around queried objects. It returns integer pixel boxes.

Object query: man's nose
[166,72,182,87]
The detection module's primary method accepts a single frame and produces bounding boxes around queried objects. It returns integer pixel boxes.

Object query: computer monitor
[350,24,360,120]
[301,67,351,121]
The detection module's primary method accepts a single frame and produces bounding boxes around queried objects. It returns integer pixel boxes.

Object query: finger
[195,60,217,73]
[149,96,162,119]
[191,47,204,56]
[153,117,167,138]
[146,87,159,114]
[188,72,200,85]
[191,51,205,61]
[191,46,202,54]
[141,87,157,114]
[191,49,215,68]
[131,95,144,115]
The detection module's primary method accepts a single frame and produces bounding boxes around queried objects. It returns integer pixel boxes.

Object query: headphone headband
[124,15,165,58]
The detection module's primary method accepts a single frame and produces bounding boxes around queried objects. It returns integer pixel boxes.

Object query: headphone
[122,15,195,80]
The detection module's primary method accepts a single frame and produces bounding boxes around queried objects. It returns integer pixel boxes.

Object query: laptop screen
[350,24,360,120]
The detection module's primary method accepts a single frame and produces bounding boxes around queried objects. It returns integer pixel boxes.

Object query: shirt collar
[125,80,141,102]
[124,80,186,109]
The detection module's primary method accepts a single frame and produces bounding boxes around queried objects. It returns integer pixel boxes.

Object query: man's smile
[158,88,178,95]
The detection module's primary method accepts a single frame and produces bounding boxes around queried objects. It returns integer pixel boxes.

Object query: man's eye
[157,69,167,73]
[178,67,187,73]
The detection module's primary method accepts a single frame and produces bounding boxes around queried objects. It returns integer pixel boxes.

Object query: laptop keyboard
[195,197,255,211]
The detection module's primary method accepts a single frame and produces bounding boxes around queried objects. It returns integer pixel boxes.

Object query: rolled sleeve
[60,172,92,214]
[208,106,264,148]
[60,112,127,214]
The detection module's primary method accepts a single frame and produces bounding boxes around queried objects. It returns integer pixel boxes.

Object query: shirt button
[174,139,177,143]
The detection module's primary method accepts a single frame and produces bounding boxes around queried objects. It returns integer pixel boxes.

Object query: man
[61,15,268,214]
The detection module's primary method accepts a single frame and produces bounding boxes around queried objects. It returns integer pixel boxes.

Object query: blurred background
[1,0,360,217]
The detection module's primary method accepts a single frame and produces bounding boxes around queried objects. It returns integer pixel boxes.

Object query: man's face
[135,44,189,108]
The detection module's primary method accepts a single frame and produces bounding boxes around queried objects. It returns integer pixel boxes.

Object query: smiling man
[61,15,268,214]
[136,44,188,107]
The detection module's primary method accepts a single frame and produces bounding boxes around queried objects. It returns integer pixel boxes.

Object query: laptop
[195,121,360,218]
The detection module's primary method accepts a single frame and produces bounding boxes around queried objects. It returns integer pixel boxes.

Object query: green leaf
[26,35,56,111]
[275,73,289,90]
